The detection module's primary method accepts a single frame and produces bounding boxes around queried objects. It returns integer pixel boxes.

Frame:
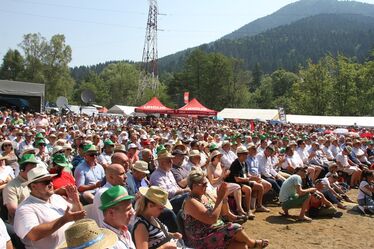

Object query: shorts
[342,166,358,175]
[281,193,310,210]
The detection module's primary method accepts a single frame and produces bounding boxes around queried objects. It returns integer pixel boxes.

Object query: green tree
[0,49,25,80]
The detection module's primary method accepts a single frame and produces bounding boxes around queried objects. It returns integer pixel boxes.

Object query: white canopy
[218,108,279,120]
[286,115,374,127]
[108,105,136,115]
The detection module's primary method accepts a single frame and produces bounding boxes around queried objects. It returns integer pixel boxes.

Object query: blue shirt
[74,160,105,188]
[246,156,259,175]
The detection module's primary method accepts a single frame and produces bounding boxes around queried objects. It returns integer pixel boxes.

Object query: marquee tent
[135,97,174,114]
[108,105,136,115]
[175,98,217,116]
[218,108,279,120]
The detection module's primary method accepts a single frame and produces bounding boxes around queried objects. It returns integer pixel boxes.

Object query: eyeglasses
[34,179,52,185]
[88,153,98,157]
[4,144,12,147]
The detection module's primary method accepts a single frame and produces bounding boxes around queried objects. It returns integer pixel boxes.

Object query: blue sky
[1,0,374,66]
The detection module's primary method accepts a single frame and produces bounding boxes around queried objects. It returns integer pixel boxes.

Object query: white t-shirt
[286,154,303,170]
[335,152,349,167]
[357,180,372,200]
[14,194,73,249]
[0,218,10,249]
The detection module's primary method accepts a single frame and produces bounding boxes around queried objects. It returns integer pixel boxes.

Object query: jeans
[322,189,340,204]
[263,177,283,194]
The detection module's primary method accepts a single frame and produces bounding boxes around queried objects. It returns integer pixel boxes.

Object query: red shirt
[50,170,76,191]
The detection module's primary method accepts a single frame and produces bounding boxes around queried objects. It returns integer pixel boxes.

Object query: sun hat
[22,166,57,186]
[99,185,135,211]
[58,219,117,249]
[210,150,222,161]
[172,149,186,156]
[18,154,39,165]
[133,160,150,174]
[139,186,172,210]
[83,144,98,154]
[62,143,73,151]
[52,145,64,155]
[0,140,16,149]
[189,150,201,158]
[157,150,175,160]
[236,146,248,154]
[19,146,40,157]
[128,143,138,150]
[52,154,73,169]
[247,143,256,150]
[114,144,127,153]
[221,140,231,147]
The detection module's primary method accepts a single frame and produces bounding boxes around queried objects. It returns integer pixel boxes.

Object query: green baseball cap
[35,133,44,139]
[99,185,134,211]
[104,140,114,147]
[156,145,166,155]
[35,138,46,146]
[52,154,73,169]
[209,143,218,151]
[259,134,267,141]
[19,154,39,166]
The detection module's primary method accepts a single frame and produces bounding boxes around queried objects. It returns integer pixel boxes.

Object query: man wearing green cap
[50,154,75,197]
[74,144,105,204]
[3,154,38,223]
[98,140,115,169]
[100,185,136,249]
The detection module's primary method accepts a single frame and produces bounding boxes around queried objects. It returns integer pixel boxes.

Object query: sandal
[253,239,269,248]
[247,210,256,220]
[297,216,312,222]
[233,215,248,224]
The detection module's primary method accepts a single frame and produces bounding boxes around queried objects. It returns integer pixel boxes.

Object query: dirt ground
[243,190,374,249]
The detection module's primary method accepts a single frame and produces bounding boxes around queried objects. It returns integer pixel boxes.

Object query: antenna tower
[137,0,159,101]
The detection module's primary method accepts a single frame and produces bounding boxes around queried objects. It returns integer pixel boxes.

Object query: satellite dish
[56,96,68,108]
[81,90,95,104]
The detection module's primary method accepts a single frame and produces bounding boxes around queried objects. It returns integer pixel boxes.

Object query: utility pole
[137,0,159,102]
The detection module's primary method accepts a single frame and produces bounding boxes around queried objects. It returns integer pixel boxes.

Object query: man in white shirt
[335,146,362,187]
[14,166,85,249]
[220,141,237,169]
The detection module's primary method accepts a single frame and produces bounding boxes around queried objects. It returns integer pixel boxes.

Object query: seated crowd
[0,110,373,249]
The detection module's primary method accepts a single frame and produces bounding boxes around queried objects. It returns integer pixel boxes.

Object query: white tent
[286,115,374,127]
[108,105,136,115]
[218,108,279,120]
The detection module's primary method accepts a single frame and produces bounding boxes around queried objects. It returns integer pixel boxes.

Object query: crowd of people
[0,109,373,249]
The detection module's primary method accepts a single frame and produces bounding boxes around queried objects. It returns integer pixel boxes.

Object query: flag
[183,92,189,104]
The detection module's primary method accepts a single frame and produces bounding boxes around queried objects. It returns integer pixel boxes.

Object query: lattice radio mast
[137,0,159,101]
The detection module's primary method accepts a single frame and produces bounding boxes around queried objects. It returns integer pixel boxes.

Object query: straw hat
[58,219,117,249]
[52,146,64,155]
[0,140,16,149]
[236,146,249,154]
[189,150,201,158]
[139,186,172,210]
[133,161,150,174]
[157,151,175,160]
[99,185,134,211]
[210,150,222,161]
[114,144,127,153]
[22,166,57,186]
[247,143,256,150]
[19,146,40,158]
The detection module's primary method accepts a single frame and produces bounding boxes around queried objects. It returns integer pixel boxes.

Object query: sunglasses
[88,153,98,157]
[35,179,52,185]
[4,144,12,147]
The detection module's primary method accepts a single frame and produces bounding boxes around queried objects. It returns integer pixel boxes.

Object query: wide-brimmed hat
[22,166,57,186]
[19,153,39,166]
[58,219,117,249]
[172,149,186,156]
[62,143,73,151]
[52,154,73,169]
[19,145,40,157]
[52,145,64,155]
[114,144,127,153]
[133,160,150,174]
[173,140,187,151]
[139,186,172,209]
[210,150,222,161]
[247,143,256,150]
[99,185,134,211]
[0,140,16,149]
[189,150,201,158]
[157,151,175,160]
[83,144,98,154]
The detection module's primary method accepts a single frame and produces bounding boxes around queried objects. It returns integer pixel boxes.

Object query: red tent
[175,98,217,116]
[135,97,175,114]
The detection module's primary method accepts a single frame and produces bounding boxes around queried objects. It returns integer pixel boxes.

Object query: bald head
[106,163,127,186]
[111,152,130,172]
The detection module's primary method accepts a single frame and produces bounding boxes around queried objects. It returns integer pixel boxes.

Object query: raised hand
[65,184,80,203]
[62,206,86,223]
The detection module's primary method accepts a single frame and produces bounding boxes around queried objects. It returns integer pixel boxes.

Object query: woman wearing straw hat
[1,139,18,172]
[132,186,182,249]
[183,170,269,249]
